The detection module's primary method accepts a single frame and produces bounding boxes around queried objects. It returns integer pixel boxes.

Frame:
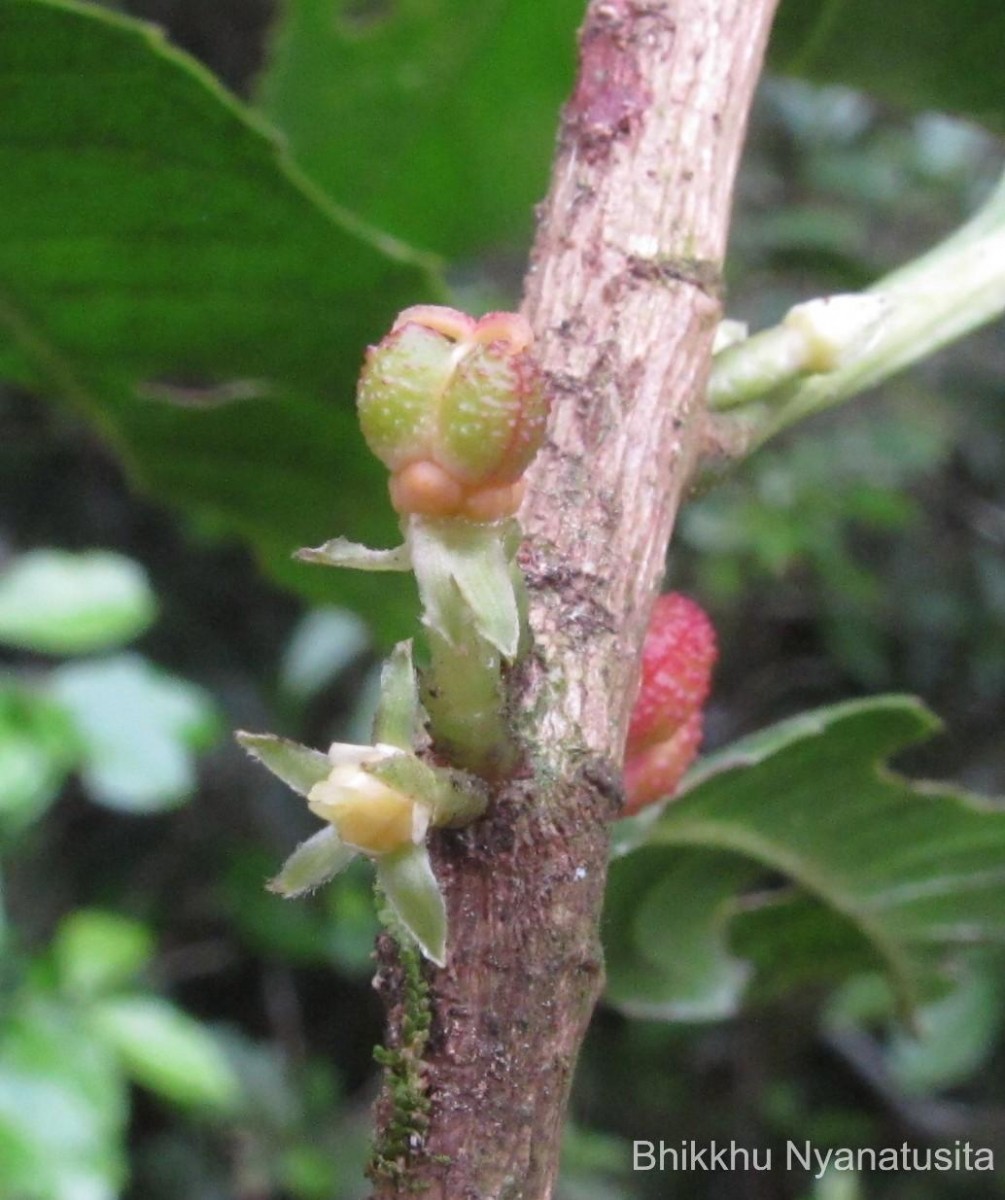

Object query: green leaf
[0,0,435,638]
[606,696,1005,1021]
[90,996,240,1111]
[372,640,423,750]
[0,550,156,654]
[259,0,584,256]
[0,683,77,833]
[825,963,1005,1097]
[376,844,447,966]
[729,891,892,1006]
[268,825,357,898]
[770,0,1005,132]
[50,653,220,812]
[236,731,333,797]
[885,967,1004,1094]
[0,996,128,1200]
[603,848,757,1021]
[53,910,154,999]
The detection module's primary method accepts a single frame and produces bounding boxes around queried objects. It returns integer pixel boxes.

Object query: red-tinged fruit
[623,711,703,816]
[622,593,717,816]
[626,593,717,752]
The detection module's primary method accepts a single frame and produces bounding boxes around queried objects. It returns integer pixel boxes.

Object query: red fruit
[622,593,716,815]
[623,711,703,816]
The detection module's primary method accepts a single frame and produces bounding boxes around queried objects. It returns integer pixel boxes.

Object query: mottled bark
[371,2,777,1196]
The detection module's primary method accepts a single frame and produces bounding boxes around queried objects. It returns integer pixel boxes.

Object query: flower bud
[308,764,430,856]
[357,306,548,520]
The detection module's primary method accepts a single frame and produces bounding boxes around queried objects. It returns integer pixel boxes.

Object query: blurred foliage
[1,1,1005,1199]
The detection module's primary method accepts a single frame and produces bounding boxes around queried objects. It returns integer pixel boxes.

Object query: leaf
[268,825,357,898]
[606,696,1005,1022]
[770,0,1005,133]
[825,964,1005,1097]
[0,550,156,654]
[376,844,447,966]
[49,653,220,812]
[0,995,128,1200]
[53,910,154,1000]
[258,0,584,256]
[0,0,435,638]
[885,967,1004,1094]
[90,996,240,1111]
[278,606,372,704]
[603,848,756,1021]
[0,683,77,834]
[236,731,333,797]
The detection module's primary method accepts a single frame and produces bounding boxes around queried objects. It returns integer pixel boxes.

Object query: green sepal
[376,844,448,966]
[295,538,411,572]
[372,640,424,750]
[408,517,521,659]
[365,754,487,830]
[235,731,331,796]
[268,825,358,897]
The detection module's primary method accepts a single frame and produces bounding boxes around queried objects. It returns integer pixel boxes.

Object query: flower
[235,732,453,965]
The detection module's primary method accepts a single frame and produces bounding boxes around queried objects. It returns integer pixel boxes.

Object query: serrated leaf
[606,696,1005,1022]
[90,996,239,1111]
[295,538,411,572]
[0,0,435,640]
[259,0,584,256]
[268,825,357,898]
[729,891,893,1007]
[0,550,156,654]
[376,845,447,966]
[50,654,220,813]
[409,519,520,659]
[236,731,332,797]
[604,848,756,1021]
[372,640,423,750]
[770,0,1005,133]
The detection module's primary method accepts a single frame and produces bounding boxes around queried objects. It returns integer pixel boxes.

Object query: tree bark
[371,2,777,1196]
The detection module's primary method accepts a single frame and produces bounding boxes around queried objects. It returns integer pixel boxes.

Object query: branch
[369,2,778,1195]
[705,166,1005,456]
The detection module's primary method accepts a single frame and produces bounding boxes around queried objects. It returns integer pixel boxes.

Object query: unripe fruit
[623,593,717,816]
[357,306,548,520]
